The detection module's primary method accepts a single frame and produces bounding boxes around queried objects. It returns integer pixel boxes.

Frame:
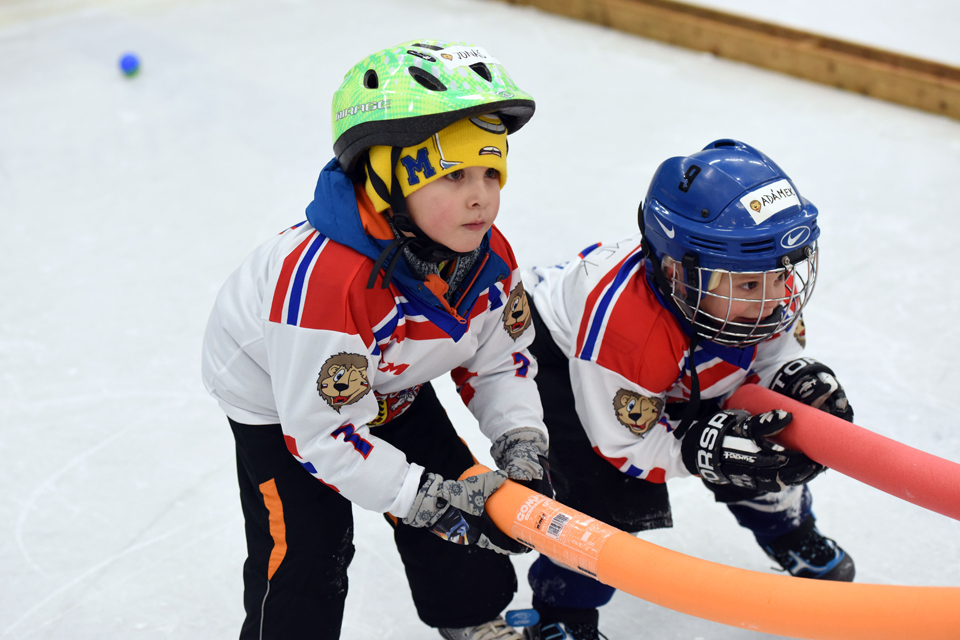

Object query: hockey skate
[762,517,855,581]
[522,621,607,640]
[517,607,606,640]
[439,616,524,640]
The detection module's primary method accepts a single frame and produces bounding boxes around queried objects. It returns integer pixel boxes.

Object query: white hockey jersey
[202,160,545,519]
[524,233,804,484]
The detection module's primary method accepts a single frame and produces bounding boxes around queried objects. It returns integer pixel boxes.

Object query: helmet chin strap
[364,147,465,289]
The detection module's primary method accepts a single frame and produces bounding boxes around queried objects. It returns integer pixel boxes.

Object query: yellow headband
[364,114,508,212]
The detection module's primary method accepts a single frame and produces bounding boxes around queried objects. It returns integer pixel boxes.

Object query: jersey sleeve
[262,236,424,518]
[569,307,695,482]
[569,357,691,481]
[451,266,547,451]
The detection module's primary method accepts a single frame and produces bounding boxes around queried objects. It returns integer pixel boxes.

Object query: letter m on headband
[400,147,436,186]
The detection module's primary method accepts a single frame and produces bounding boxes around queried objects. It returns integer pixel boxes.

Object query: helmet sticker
[613,390,664,437]
[317,353,371,412]
[502,282,531,340]
[781,225,812,249]
[406,49,437,63]
[739,178,800,224]
[437,45,499,70]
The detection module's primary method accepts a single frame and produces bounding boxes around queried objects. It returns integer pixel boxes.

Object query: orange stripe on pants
[259,478,287,581]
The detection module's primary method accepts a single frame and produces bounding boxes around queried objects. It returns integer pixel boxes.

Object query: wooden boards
[493,0,960,121]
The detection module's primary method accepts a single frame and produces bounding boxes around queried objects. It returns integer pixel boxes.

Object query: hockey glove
[770,358,854,422]
[491,427,554,498]
[404,470,529,555]
[680,409,825,493]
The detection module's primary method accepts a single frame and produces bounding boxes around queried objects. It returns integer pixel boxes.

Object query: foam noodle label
[437,45,499,70]
[512,493,616,577]
[740,178,800,225]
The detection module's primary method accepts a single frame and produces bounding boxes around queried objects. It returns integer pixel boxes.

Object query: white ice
[1,0,959,638]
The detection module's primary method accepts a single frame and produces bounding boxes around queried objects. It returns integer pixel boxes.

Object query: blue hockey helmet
[640,139,819,347]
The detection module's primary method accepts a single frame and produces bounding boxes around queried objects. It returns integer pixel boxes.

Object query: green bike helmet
[332,39,536,172]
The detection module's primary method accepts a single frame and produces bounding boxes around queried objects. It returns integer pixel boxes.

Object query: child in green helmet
[202,40,551,639]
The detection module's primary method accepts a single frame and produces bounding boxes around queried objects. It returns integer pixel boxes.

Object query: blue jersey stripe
[578,242,602,258]
[488,283,504,311]
[399,295,469,341]
[580,251,645,361]
[374,310,400,343]
[286,234,326,326]
[624,464,644,478]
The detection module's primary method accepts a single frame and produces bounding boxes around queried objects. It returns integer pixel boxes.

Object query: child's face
[698,270,788,323]
[404,166,501,253]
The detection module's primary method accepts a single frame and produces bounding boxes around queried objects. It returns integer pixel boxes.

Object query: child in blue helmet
[519,140,854,640]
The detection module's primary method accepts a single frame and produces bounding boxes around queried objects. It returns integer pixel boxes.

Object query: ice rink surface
[1,0,959,638]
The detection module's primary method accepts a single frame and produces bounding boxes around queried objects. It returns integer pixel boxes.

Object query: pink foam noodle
[725,383,960,521]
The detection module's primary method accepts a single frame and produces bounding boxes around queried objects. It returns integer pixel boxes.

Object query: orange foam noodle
[462,465,960,640]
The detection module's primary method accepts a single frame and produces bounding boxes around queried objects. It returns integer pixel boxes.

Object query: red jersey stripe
[575,252,633,357]
[269,231,317,323]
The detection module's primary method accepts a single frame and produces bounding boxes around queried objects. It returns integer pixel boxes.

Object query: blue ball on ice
[119,53,140,77]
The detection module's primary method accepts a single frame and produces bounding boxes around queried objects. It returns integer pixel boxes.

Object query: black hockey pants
[230,382,517,639]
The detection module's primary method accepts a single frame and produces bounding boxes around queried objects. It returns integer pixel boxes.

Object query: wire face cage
[668,244,818,347]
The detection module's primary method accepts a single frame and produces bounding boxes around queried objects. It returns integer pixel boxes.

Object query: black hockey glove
[680,409,825,493]
[491,427,554,499]
[770,358,854,422]
[404,470,530,555]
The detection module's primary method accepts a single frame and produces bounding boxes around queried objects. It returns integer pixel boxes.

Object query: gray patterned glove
[402,469,508,528]
[403,469,531,555]
[491,427,548,481]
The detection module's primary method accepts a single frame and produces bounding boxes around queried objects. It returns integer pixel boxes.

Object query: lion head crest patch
[613,389,664,437]
[502,282,531,340]
[793,316,807,348]
[317,353,370,412]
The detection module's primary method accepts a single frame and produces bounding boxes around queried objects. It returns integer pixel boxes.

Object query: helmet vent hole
[739,239,776,254]
[363,69,379,89]
[408,67,447,92]
[411,42,443,51]
[469,62,492,82]
[713,140,737,148]
[689,235,727,252]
